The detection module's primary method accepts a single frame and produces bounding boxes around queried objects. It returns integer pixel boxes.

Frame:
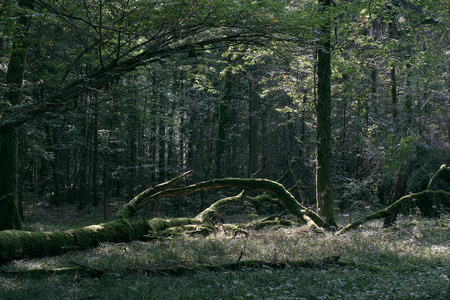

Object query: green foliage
[382,135,417,177]
[337,177,378,210]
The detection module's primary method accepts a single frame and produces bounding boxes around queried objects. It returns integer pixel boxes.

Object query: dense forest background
[0,0,449,223]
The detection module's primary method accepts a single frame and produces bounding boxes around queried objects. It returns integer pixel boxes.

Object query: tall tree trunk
[315,0,337,227]
[215,69,232,178]
[405,62,412,127]
[158,106,166,182]
[128,96,137,200]
[391,66,398,123]
[248,80,259,177]
[92,101,99,207]
[45,125,61,206]
[0,0,34,230]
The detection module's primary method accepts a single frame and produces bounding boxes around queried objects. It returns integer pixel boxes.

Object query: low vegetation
[1,205,449,299]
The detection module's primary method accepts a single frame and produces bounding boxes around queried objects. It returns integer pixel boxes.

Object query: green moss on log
[196,192,245,222]
[248,218,297,230]
[0,230,76,262]
[0,218,151,263]
[146,217,202,234]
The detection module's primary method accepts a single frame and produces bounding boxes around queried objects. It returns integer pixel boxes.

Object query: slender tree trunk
[128,96,137,199]
[78,96,90,210]
[215,69,232,178]
[248,80,259,177]
[150,75,158,183]
[45,125,60,206]
[371,67,378,110]
[391,66,398,123]
[315,0,337,227]
[92,101,99,207]
[0,0,34,230]
[158,105,166,182]
[299,92,307,158]
[405,62,412,126]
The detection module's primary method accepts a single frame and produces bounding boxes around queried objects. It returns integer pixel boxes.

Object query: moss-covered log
[2,171,318,263]
[195,191,246,223]
[0,217,202,263]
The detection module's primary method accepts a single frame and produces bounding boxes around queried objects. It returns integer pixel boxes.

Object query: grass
[0,206,449,299]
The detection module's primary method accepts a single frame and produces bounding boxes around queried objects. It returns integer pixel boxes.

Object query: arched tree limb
[114,170,193,219]
[139,178,328,230]
[427,164,450,190]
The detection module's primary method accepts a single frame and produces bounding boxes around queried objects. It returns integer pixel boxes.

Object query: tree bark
[0,0,34,230]
[315,0,337,227]
[383,162,411,227]
[248,80,260,177]
[215,69,232,178]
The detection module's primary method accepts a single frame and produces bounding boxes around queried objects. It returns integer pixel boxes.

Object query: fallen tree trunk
[1,165,448,263]
[0,173,326,263]
[0,217,201,263]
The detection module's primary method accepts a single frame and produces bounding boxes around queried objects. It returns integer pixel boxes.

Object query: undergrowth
[0,210,449,299]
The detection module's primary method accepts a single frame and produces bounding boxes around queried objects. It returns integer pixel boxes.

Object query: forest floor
[0,204,449,299]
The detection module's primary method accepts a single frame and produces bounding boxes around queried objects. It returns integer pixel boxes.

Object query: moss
[114,204,137,220]
[248,218,297,230]
[69,219,137,247]
[196,193,245,222]
[160,225,213,237]
[146,217,202,234]
[0,229,77,262]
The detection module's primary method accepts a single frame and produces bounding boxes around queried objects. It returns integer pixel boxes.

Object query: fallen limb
[114,170,193,219]
[337,189,450,235]
[195,191,246,223]
[140,178,329,230]
[337,164,450,234]
[427,164,450,190]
